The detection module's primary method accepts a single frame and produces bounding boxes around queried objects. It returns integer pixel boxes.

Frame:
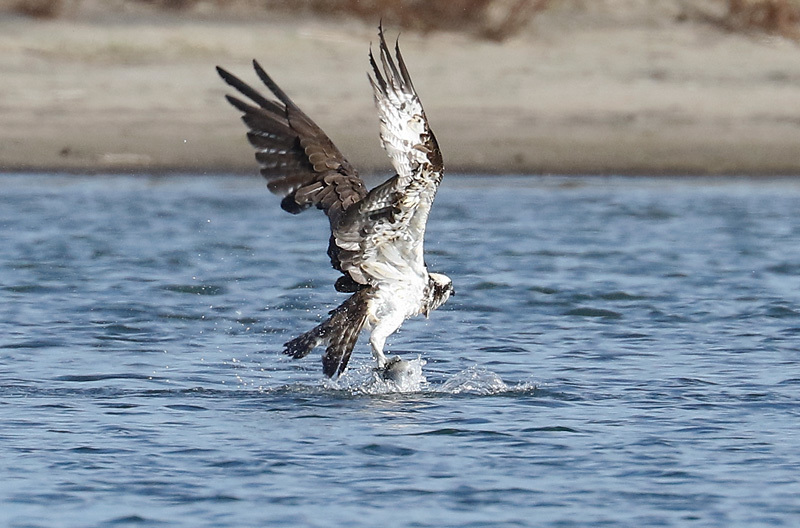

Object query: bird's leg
[370,324,413,382]
[369,333,388,369]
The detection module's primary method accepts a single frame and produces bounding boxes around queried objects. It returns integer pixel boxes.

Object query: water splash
[318,360,534,397]
[439,366,509,395]
[326,357,428,394]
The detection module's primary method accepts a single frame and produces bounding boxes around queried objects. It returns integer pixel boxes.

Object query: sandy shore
[2,2,800,175]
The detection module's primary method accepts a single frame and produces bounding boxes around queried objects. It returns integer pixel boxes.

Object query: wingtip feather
[394,38,415,90]
[252,59,297,109]
[224,94,254,113]
[216,65,240,89]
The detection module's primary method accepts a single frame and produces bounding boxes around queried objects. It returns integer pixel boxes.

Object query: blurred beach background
[2,0,800,175]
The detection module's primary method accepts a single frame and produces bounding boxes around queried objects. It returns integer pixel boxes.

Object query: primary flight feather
[217,26,453,378]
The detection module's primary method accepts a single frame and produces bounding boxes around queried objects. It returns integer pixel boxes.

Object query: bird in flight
[217,26,453,378]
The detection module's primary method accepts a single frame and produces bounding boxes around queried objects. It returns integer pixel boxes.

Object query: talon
[380,356,411,382]
[374,355,399,370]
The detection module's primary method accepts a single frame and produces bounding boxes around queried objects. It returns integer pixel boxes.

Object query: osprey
[217,27,453,378]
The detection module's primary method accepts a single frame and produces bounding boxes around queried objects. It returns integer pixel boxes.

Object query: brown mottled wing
[217,61,367,223]
[218,61,370,289]
[333,27,444,287]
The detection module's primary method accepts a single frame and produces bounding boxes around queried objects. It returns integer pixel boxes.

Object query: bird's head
[425,272,454,316]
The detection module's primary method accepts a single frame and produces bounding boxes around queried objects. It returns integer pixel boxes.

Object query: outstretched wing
[368,26,444,183]
[217,61,367,223]
[218,61,372,290]
[334,27,445,286]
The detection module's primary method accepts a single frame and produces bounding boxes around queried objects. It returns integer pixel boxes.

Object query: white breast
[367,274,428,329]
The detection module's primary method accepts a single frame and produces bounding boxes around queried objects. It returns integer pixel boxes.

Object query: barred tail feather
[282,290,369,378]
[283,331,322,359]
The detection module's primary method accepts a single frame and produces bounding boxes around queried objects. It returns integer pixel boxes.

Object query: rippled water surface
[2,174,800,527]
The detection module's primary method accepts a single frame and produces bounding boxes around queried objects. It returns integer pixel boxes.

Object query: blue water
[1,173,799,527]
